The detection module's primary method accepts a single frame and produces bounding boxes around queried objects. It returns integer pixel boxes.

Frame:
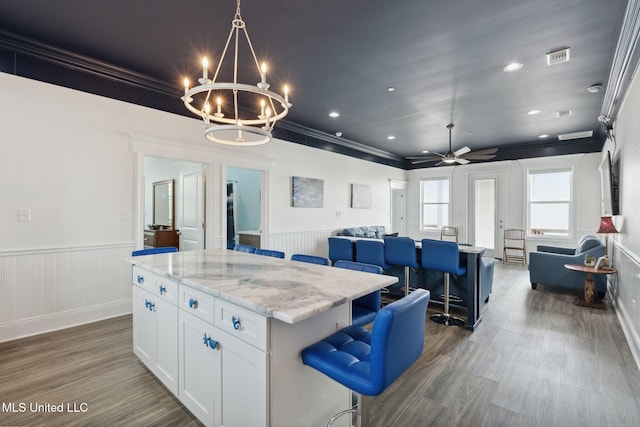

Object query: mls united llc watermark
[1,401,88,413]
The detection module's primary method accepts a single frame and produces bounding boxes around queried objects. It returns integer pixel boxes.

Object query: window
[421,178,450,230]
[527,168,572,237]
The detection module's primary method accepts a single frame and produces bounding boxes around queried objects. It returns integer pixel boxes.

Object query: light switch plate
[18,209,31,222]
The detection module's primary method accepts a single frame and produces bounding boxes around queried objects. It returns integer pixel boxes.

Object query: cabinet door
[179,310,220,427]
[218,329,268,427]
[133,286,156,367]
[154,297,178,395]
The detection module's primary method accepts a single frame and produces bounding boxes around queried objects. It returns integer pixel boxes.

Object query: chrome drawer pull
[189,298,198,309]
[159,285,166,295]
[137,275,144,284]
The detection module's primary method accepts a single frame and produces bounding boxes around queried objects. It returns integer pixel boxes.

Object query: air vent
[547,48,570,65]
[558,130,593,141]
[556,110,572,117]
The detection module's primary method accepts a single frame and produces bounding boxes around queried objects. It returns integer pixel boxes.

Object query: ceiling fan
[408,123,498,166]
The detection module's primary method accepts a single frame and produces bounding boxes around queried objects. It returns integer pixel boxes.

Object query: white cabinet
[217,327,268,426]
[178,309,219,426]
[132,268,178,395]
[178,306,268,427]
[131,263,350,427]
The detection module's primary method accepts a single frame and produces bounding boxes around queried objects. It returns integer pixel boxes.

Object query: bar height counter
[128,248,398,426]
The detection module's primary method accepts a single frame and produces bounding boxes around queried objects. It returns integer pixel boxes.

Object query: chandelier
[182,0,291,146]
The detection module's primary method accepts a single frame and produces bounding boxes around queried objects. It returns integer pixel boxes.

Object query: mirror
[152,179,174,229]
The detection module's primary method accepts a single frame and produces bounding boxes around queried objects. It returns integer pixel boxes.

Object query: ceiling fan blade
[455,158,471,165]
[459,147,498,158]
[453,146,471,157]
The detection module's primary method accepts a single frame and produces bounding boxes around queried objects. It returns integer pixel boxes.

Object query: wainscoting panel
[268,230,335,259]
[610,241,640,370]
[0,243,135,342]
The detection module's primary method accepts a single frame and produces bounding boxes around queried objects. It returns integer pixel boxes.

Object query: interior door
[180,170,206,251]
[469,172,504,258]
[389,180,407,236]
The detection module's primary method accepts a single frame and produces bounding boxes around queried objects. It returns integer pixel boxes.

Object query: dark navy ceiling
[0,0,634,169]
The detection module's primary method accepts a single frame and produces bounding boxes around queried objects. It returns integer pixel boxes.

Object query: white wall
[603,63,640,368]
[263,142,403,234]
[0,72,405,341]
[405,153,603,247]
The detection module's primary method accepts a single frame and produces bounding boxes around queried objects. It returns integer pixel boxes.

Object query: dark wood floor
[1,262,639,426]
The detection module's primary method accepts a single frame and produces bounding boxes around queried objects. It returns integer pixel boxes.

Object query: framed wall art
[351,183,372,209]
[292,176,324,208]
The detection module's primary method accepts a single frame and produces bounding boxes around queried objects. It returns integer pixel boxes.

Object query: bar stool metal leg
[327,392,361,427]
[430,272,464,327]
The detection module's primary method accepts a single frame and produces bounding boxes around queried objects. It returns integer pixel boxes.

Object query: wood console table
[564,264,616,309]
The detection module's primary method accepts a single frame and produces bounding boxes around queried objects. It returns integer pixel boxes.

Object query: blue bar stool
[384,236,420,296]
[255,248,285,258]
[301,289,430,427]
[421,238,466,327]
[233,244,257,253]
[333,260,383,327]
[355,240,390,271]
[291,254,330,265]
[328,237,354,264]
[131,246,178,256]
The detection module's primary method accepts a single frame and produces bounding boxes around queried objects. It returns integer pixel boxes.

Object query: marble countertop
[128,249,398,324]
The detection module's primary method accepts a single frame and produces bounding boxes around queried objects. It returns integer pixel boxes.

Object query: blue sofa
[528,235,606,295]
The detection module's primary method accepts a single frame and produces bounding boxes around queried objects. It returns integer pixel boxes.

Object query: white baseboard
[613,296,640,371]
[0,299,131,343]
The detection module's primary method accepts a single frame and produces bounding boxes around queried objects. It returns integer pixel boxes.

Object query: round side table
[564,264,616,309]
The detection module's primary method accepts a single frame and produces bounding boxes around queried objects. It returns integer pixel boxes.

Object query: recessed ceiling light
[503,62,523,72]
[387,135,396,140]
[328,111,340,118]
[387,87,396,92]
[587,84,602,93]
[527,109,541,115]
[538,134,549,138]
[335,131,343,137]
[556,110,572,117]
[421,150,430,154]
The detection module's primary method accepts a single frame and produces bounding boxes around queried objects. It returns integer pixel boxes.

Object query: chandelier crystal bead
[182,0,291,146]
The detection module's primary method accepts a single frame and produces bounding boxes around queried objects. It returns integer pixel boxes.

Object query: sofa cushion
[340,226,387,238]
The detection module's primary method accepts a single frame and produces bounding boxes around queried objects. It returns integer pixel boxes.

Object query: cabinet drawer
[215,299,268,351]
[143,232,155,247]
[180,285,215,324]
[132,266,178,305]
[154,276,178,305]
[132,266,153,289]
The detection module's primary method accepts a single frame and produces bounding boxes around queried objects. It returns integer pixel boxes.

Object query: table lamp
[596,215,618,261]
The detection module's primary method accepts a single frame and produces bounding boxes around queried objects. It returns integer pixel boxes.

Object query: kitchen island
[128,249,397,427]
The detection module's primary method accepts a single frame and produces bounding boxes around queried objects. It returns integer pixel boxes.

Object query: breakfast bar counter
[128,249,398,427]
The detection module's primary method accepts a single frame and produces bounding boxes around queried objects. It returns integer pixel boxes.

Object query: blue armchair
[528,235,606,296]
